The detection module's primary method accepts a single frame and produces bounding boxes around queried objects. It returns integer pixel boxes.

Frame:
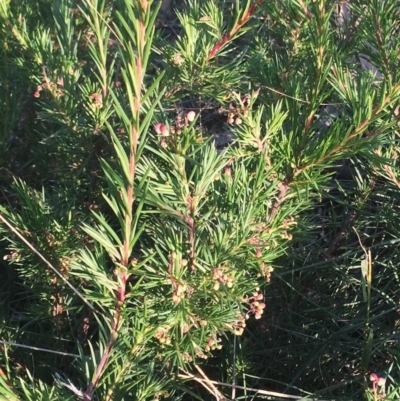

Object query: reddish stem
[207,0,264,61]
[82,0,148,398]
[268,178,290,222]
[188,216,195,271]
[83,273,127,400]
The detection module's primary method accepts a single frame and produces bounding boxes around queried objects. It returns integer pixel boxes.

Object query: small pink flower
[224,167,232,177]
[370,373,378,382]
[89,93,103,108]
[186,110,196,122]
[154,123,169,136]
[154,123,163,134]
[34,85,43,98]
[234,117,242,125]
[377,377,386,386]
[160,125,169,136]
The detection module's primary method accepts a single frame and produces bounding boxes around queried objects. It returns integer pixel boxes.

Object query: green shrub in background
[0,0,399,400]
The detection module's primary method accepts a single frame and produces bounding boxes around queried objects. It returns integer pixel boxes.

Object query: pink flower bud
[172,294,181,305]
[234,117,242,125]
[90,93,103,108]
[154,123,169,136]
[160,125,169,136]
[377,377,386,386]
[224,167,232,177]
[370,373,378,382]
[186,110,196,122]
[154,123,163,134]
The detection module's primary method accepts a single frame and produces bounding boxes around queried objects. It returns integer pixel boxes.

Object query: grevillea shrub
[0,0,399,400]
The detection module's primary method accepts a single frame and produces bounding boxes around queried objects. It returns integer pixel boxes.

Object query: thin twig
[194,365,226,401]
[232,334,237,401]
[268,179,290,222]
[178,372,339,400]
[0,340,79,358]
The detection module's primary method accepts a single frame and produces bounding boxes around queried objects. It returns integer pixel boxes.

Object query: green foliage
[0,0,400,400]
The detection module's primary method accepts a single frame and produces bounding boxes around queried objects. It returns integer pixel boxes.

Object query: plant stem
[207,0,264,61]
[82,1,149,399]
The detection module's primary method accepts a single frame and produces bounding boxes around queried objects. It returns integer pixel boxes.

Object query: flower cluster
[369,373,386,400]
[227,103,243,125]
[154,123,169,136]
[155,327,171,345]
[172,283,187,305]
[33,76,64,99]
[279,216,297,240]
[212,267,234,290]
[154,110,197,148]
[204,337,222,352]
[89,93,103,109]
[226,90,259,125]
[280,230,293,240]
[232,318,246,336]
[153,391,169,400]
[246,292,266,320]
[260,263,274,283]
